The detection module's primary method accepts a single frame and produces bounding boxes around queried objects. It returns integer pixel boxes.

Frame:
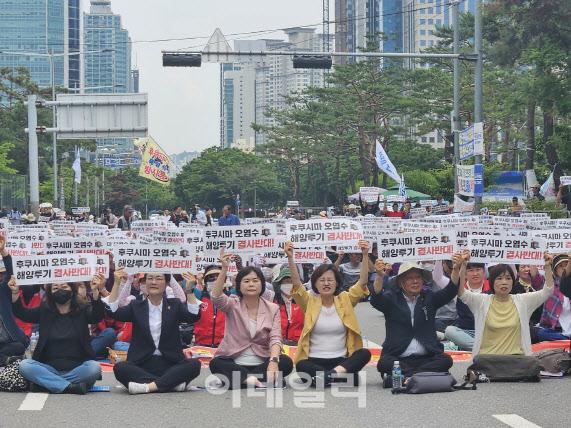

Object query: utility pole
[27,95,40,219]
[453,1,461,196]
[49,50,58,207]
[74,145,78,205]
[474,0,484,212]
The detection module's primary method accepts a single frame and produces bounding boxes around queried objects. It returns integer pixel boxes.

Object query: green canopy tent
[381,185,431,202]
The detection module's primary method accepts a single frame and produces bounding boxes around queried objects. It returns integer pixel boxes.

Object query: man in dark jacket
[371,260,459,386]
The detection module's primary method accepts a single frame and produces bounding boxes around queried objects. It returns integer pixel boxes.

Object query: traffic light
[35,100,46,108]
[35,126,47,134]
[444,134,454,164]
[162,53,202,67]
[292,55,332,69]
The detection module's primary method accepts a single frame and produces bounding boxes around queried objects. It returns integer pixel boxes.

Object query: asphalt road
[1,304,569,428]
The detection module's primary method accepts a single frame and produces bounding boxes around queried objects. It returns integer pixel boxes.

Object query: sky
[83,0,327,156]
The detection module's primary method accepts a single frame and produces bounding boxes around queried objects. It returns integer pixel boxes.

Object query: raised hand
[543,251,553,270]
[375,259,386,276]
[182,271,196,290]
[284,241,294,259]
[451,252,463,269]
[113,266,128,284]
[219,246,232,270]
[359,239,370,254]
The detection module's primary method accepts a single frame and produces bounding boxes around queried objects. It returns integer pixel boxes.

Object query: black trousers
[0,341,27,365]
[378,353,453,378]
[114,356,201,392]
[209,355,293,390]
[295,348,372,383]
[435,318,456,334]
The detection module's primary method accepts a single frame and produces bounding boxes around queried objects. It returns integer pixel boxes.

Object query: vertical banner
[459,122,484,160]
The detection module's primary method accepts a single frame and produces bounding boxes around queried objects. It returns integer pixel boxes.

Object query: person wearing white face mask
[272,268,304,345]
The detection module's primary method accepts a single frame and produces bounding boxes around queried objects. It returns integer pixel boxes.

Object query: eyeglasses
[317,277,336,284]
[146,277,165,283]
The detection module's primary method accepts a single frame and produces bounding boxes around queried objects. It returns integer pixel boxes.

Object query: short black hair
[310,264,343,295]
[466,262,485,270]
[488,264,515,294]
[235,266,265,297]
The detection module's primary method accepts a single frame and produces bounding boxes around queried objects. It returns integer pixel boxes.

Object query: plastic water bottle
[392,361,403,389]
[29,333,38,358]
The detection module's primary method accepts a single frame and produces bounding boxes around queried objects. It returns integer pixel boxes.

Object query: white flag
[375,140,400,183]
[540,172,555,200]
[72,148,81,184]
[399,174,407,200]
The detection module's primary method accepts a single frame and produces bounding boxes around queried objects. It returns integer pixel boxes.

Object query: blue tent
[483,171,525,202]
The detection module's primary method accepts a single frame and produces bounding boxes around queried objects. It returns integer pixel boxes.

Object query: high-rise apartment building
[84,0,139,168]
[0,0,82,91]
[220,28,333,148]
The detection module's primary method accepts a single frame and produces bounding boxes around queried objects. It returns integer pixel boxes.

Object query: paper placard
[530,230,571,253]
[560,176,571,186]
[131,220,167,234]
[13,254,103,286]
[113,245,195,273]
[467,233,547,264]
[359,187,382,202]
[286,219,363,248]
[45,237,107,255]
[377,231,456,263]
[203,224,278,255]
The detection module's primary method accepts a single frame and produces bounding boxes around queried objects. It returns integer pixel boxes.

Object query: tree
[173,147,285,213]
[105,173,141,213]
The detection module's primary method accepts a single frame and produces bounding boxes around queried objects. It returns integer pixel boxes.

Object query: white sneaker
[128,382,150,395]
[172,383,186,392]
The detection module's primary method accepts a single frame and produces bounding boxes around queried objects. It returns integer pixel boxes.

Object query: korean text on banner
[457,165,484,197]
[377,231,456,263]
[204,224,278,255]
[530,230,571,253]
[453,195,475,213]
[286,219,363,248]
[359,187,382,202]
[113,245,195,274]
[467,232,547,264]
[559,176,571,187]
[459,122,484,161]
[13,254,105,286]
[138,136,172,185]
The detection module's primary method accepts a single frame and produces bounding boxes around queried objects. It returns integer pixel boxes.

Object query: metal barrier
[0,173,28,211]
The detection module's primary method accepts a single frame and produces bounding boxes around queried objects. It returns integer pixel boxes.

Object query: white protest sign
[420,200,434,206]
[293,248,327,263]
[530,230,571,253]
[467,232,547,264]
[71,207,90,215]
[286,201,299,207]
[13,254,101,286]
[387,195,405,203]
[5,232,49,255]
[204,224,278,256]
[492,216,528,229]
[153,229,186,245]
[409,207,427,219]
[399,220,441,233]
[113,245,195,274]
[377,231,456,263]
[131,220,167,234]
[560,176,571,186]
[453,196,474,213]
[531,219,571,230]
[286,219,363,248]
[136,234,154,245]
[45,237,107,255]
[360,187,382,202]
[455,227,498,250]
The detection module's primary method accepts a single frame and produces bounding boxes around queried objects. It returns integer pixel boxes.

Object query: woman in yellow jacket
[285,239,371,387]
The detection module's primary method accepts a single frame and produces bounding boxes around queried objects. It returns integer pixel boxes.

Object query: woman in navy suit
[107,268,201,395]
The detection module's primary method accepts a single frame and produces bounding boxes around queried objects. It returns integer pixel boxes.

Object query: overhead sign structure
[55,93,148,139]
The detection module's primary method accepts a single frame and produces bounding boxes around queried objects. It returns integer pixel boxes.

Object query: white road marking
[18,393,49,411]
[493,414,542,428]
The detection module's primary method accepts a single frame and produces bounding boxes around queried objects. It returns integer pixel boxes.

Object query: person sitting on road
[512,263,545,344]
[0,236,28,366]
[11,277,105,394]
[106,268,202,395]
[272,266,305,346]
[192,265,227,347]
[538,253,570,342]
[209,248,293,389]
[444,262,489,351]
[286,240,372,387]
[457,250,554,358]
[557,251,571,350]
[372,256,461,387]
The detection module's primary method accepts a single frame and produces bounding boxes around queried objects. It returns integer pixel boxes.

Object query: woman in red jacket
[273,267,304,345]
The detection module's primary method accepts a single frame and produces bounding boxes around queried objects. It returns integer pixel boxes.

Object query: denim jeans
[537,328,569,342]
[19,359,101,393]
[113,341,130,351]
[91,328,117,358]
[445,326,475,351]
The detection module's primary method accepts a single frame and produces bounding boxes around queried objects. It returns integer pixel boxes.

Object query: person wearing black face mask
[0,235,28,366]
[10,276,105,394]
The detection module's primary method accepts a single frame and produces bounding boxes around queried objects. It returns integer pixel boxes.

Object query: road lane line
[18,393,49,411]
[493,414,542,428]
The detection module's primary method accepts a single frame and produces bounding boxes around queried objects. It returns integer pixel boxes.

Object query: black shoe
[29,383,50,393]
[63,382,87,395]
[382,375,392,389]
[4,355,24,366]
